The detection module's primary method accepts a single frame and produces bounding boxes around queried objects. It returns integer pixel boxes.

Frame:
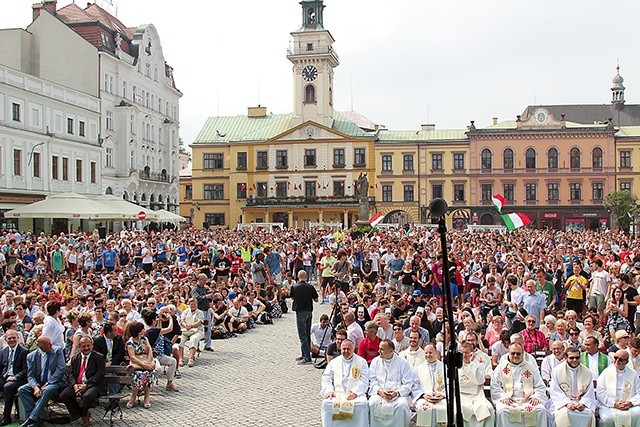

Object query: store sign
[582,213,598,217]
[544,213,558,219]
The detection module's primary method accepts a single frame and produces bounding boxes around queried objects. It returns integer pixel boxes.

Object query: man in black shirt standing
[290,270,318,365]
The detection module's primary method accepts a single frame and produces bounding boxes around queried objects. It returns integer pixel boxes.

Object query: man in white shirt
[320,339,369,427]
[368,340,414,427]
[311,314,332,358]
[541,340,565,386]
[491,342,547,427]
[596,349,640,427]
[344,312,364,348]
[375,314,394,341]
[588,259,611,322]
[548,347,596,427]
[399,331,425,371]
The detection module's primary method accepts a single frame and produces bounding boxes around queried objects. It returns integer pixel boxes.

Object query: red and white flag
[369,212,384,227]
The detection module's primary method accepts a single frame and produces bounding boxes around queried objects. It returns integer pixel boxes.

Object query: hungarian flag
[492,194,507,213]
[369,212,384,227]
[501,212,530,230]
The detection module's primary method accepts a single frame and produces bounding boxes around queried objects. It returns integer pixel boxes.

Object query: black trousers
[0,378,24,420]
[59,385,101,418]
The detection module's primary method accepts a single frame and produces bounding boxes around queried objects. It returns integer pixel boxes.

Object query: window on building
[256,151,268,169]
[382,155,392,172]
[569,183,582,201]
[525,183,537,201]
[304,85,316,103]
[403,154,414,171]
[11,103,21,122]
[105,147,113,168]
[354,148,366,166]
[481,149,492,170]
[333,181,345,196]
[403,185,414,202]
[333,149,345,167]
[306,43,313,51]
[592,182,604,201]
[203,153,223,169]
[33,152,40,178]
[31,108,40,127]
[481,184,492,201]
[13,149,21,176]
[256,182,267,198]
[620,151,632,168]
[525,148,536,170]
[304,149,316,167]
[547,183,559,201]
[620,182,632,193]
[432,184,443,200]
[236,152,247,170]
[276,181,288,198]
[592,147,603,170]
[75,159,82,182]
[453,153,465,171]
[237,183,247,199]
[570,147,581,170]
[503,148,514,171]
[122,81,127,98]
[276,150,288,168]
[62,157,69,181]
[52,156,59,180]
[183,185,192,200]
[547,148,559,170]
[203,184,224,200]
[453,184,465,202]
[503,183,514,201]
[78,121,85,137]
[305,181,316,197]
[204,213,225,226]
[90,161,96,183]
[67,118,74,134]
[431,153,442,171]
[382,185,393,202]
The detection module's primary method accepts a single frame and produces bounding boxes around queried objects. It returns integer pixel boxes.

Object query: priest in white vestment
[399,330,425,371]
[412,343,448,426]
[596,349,640,427]
[491,342,547,427]
[321,339,370,427]
[548,347,596,427]
[368,339,414,427]
[456,342,494,427]
[541,340,565,386]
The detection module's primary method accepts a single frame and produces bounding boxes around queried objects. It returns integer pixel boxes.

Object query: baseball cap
[634,262,640,269]
[228,292,237,299]
[412,290,422,297]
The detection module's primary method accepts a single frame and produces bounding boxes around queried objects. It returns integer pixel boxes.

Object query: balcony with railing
[246,195,374,207]
[133,168,171,183]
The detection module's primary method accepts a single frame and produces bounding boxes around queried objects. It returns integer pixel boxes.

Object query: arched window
[525,148,536,170]
[122,191,129,201]
[105,187,113,195]
[570,147,581,170]
[304,84,316,103]
[481,149,492,170]
[503,148,514,171]
[592,147,603,169]
[547,148,559,170]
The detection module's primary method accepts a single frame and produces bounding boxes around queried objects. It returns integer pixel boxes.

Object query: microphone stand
[438,216,463,427]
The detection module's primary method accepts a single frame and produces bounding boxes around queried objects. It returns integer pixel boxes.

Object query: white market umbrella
[152,209,187,223]
[92,195,159,221]
[4,192,127,220]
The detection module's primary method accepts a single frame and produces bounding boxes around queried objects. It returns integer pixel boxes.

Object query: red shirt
[522,328,548,353]
[357,336,381,364]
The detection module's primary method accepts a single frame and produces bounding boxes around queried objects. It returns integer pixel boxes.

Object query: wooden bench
[101,365,133,427]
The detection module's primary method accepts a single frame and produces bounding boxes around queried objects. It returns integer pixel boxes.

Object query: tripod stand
[313,301,340,367]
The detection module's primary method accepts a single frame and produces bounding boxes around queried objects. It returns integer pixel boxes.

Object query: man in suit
[93,322,125,366]
[59,337,105,427]
[18,336,67,427]
[0,330,28,425]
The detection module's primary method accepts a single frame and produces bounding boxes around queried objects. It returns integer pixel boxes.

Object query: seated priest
[412,343,446,427]
[596,349,640,427]
[457,342,495,427]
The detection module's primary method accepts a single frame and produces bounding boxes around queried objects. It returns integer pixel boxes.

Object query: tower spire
[611,61,625,110]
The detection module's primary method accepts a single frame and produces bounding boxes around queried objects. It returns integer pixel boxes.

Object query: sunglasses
[509,352,522,356]
[614,356,629,362]
[566,356,580,360]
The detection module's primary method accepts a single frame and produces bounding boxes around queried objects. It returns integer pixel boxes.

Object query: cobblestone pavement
[60,301,332,427]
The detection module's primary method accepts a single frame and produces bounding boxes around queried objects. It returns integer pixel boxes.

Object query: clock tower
[287,0,339,128]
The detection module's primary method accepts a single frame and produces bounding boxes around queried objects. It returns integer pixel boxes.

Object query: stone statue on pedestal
[356,172,370,225]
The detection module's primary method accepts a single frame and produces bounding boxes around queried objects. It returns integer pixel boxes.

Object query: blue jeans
[296,310,313,362]
[18,382,64,421]
[203,308,212,349]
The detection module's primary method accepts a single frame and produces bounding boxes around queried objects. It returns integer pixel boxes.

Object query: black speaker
[202,222,209,229]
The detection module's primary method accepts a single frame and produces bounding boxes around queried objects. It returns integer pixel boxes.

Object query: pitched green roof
[193,110,370,144]
[375,129,467,142]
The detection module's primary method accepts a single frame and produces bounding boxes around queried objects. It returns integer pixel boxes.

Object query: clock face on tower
[302,65,318,81]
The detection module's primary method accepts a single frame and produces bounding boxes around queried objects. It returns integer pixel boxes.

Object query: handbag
[182,328,197,337]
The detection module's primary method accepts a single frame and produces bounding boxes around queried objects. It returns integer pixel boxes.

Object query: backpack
[270,300,283,319]
[257,312,273,325]
[211,325,227,339]
[280,298,288,314]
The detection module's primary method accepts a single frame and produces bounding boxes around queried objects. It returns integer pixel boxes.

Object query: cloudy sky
[3,1,640,145]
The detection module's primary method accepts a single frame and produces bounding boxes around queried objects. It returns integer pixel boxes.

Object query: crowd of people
[1,223,640,427]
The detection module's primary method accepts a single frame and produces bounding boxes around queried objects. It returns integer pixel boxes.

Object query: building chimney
[247,106,267,118]
[492,117,498,126]
[32,3,44,21]
[43,0,57,14]
[420,124,435,131]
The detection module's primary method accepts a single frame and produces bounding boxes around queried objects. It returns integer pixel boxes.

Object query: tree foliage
[604,190,638,232]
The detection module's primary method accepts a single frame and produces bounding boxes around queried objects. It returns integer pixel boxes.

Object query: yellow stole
[416,362,447,426]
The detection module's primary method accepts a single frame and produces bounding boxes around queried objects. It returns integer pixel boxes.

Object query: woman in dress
[579,315,604,346]
[68,312,93,363]
[549,319,569,342]
[126,321,155,409]
[605,287,632,338]
[179,298,204,367]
